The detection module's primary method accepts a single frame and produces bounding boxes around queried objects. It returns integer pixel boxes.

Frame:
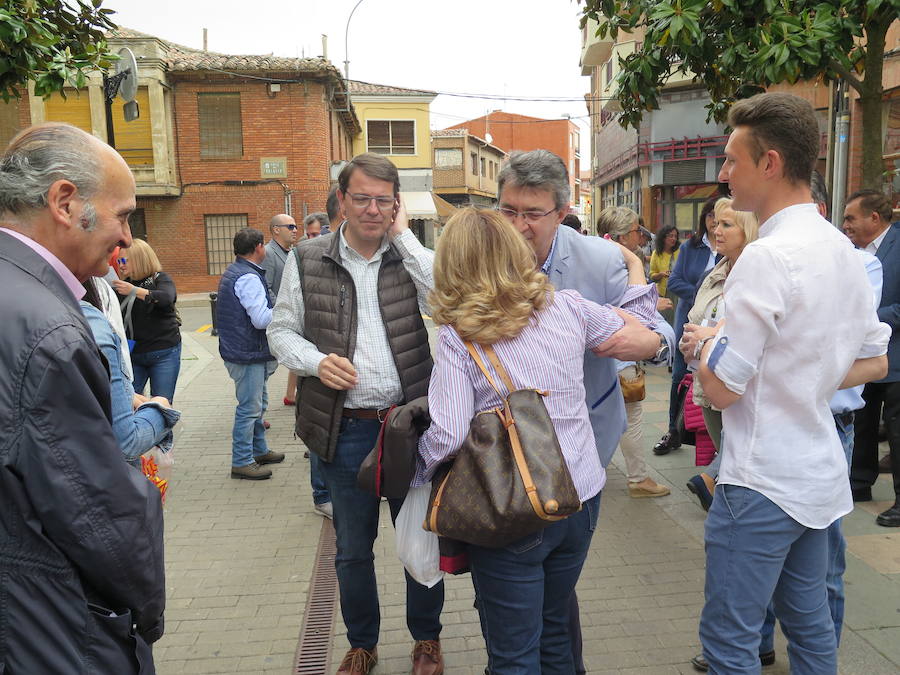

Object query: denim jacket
[81,302,178,461]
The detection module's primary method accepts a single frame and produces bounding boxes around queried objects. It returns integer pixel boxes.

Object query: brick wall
[140,75,353,293]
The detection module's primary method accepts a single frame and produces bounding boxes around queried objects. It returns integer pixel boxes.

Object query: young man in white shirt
[681,93,890,674]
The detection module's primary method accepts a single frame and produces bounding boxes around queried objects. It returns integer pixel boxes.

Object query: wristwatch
[693,335,717,362]
[653,332,669,363]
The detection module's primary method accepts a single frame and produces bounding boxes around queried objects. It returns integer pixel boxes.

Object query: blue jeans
[700,485,836,675]
[469,493,601,675]
[760,415,855,651]
[319,417,443,649]
[309,452,329,505]
[224,360,276,467]
[132,342,182,402]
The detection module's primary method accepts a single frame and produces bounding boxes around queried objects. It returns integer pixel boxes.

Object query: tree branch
[828,59,864,93]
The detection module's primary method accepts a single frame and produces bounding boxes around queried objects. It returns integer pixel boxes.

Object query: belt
[342,407,392,422]
[833,411,855,427]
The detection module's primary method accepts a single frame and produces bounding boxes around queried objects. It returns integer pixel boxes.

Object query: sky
[102,0,593,152]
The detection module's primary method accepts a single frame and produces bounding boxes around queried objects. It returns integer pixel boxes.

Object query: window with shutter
[198,93,243,159]
[366,120,415,155]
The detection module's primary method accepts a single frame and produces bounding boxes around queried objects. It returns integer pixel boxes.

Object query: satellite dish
[115,48,138,103]
[484,132,493,144]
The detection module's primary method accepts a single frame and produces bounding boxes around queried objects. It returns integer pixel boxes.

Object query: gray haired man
[0,122,165,672]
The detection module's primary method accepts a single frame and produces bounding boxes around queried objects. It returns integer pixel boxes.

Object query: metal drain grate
[294,518,339,675]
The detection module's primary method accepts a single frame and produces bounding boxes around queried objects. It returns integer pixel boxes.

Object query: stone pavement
[155,323,900,674]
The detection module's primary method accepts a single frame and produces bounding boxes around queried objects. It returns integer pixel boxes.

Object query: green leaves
[0,0,117,100]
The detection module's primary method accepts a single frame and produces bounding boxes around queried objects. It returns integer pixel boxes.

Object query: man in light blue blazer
[496,150,673,674]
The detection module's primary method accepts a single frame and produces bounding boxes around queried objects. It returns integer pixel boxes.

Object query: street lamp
[344,0,366,81]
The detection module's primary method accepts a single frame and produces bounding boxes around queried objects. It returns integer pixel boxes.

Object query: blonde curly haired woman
[415,208,658,673]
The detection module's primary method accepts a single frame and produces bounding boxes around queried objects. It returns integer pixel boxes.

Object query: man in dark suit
[843,189,900,526]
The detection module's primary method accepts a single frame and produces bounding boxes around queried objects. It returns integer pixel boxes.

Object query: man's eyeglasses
[278,224,298,231]
[348,194,396,212]
[497,206,557,224]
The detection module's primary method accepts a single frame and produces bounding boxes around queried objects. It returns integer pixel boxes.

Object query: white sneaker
[314,502,333,519]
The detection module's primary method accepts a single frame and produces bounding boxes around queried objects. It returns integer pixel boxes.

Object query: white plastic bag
[395,483,442,588]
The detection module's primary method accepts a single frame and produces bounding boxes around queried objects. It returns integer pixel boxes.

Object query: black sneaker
[653,431,681,455]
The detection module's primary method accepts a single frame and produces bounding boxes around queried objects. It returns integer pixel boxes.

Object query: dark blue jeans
[320,417,443,649]
[469,493,600,674]
[760,414,855,651]
[309,453,329,505]
[132,342,181,403]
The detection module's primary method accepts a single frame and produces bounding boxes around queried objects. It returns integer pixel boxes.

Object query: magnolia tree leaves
[0,0,118,100]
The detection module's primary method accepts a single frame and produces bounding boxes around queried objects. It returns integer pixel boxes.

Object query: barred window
[205,214,248,275]
[0,99,20,148]
[198,93,243,159]
[367,120,415,155]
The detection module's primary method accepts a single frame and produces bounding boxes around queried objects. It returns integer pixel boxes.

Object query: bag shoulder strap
[119,287,137,339]
[482,344,516,394]
[463,342,503,397]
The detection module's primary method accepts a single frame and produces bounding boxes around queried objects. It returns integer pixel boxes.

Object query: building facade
[581,17,900,235]
[0,27,359,292]
[431,128,506,208]
[446,111,581,211]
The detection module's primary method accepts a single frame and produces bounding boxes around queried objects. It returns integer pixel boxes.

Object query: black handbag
[424,342,581,548]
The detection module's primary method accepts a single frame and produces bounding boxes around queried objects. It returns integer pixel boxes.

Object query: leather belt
[342,407,392,422]
[833,411,855,427]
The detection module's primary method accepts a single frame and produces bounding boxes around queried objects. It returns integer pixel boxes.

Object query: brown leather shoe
[411,640,443,675]
[337,647,377,675]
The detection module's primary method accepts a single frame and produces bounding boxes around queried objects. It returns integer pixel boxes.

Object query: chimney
[203,28,208,52]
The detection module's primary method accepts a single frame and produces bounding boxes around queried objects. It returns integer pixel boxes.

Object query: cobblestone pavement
[155,321,900,674]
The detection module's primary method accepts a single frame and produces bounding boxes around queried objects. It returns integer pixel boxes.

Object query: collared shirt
[0,227,84,300]
[233,259,273,330]
[705,203,891,528]
[864,225,891,255]
[540,230,560,275]
[267,227,434,409]
[416,285,658,499]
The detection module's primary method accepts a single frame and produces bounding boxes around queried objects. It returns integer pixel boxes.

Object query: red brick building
[445,112,581,207]
[0,27,360,292]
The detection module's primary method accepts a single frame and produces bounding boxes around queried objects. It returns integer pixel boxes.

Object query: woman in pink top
[418,208,657,673]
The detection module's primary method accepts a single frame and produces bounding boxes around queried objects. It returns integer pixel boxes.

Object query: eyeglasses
[497,206,557,224]
[117,257,127,265]
[348,193,395,212]
[280,224,298,231]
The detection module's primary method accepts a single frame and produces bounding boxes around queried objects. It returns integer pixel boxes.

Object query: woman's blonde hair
[713,197,759,246]
[430,207,552,344]
[123,238,162,280]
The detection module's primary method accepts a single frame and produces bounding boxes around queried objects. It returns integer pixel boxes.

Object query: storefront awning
[401,192,458,220]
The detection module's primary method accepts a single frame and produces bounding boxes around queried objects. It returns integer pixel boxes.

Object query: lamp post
[344,0,367,81]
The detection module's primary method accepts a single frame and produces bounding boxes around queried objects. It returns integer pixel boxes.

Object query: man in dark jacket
[0,122,166,673]
[268,154,443,675]
[217,228,284,480]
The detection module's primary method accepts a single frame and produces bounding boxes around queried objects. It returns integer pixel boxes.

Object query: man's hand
[133,393,149,410]
[592,308,660,361]
[657,297,674,312]
[679,322,721,360]
[388,195,409,239]
[318,353,359,390]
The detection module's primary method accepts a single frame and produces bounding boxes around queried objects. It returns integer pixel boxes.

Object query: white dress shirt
[705,203,890,529]
[267,227,434,409]
[864,225,890,255]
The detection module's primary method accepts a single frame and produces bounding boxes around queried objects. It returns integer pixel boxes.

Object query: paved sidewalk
[156,329,900,674]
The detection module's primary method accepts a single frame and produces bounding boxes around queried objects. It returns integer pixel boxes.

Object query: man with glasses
[262,213,298,300]
[268,153,443,675]
[496,149,672,674]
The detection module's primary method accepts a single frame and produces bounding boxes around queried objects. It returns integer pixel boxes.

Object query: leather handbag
[424,342,581,548]
[618,364,646,403]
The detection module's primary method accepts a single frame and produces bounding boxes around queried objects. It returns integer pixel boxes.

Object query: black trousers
[851,380,900,501]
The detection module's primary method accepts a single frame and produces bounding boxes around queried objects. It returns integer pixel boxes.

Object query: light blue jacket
[80,302,172,461]
[547,225,674,467]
